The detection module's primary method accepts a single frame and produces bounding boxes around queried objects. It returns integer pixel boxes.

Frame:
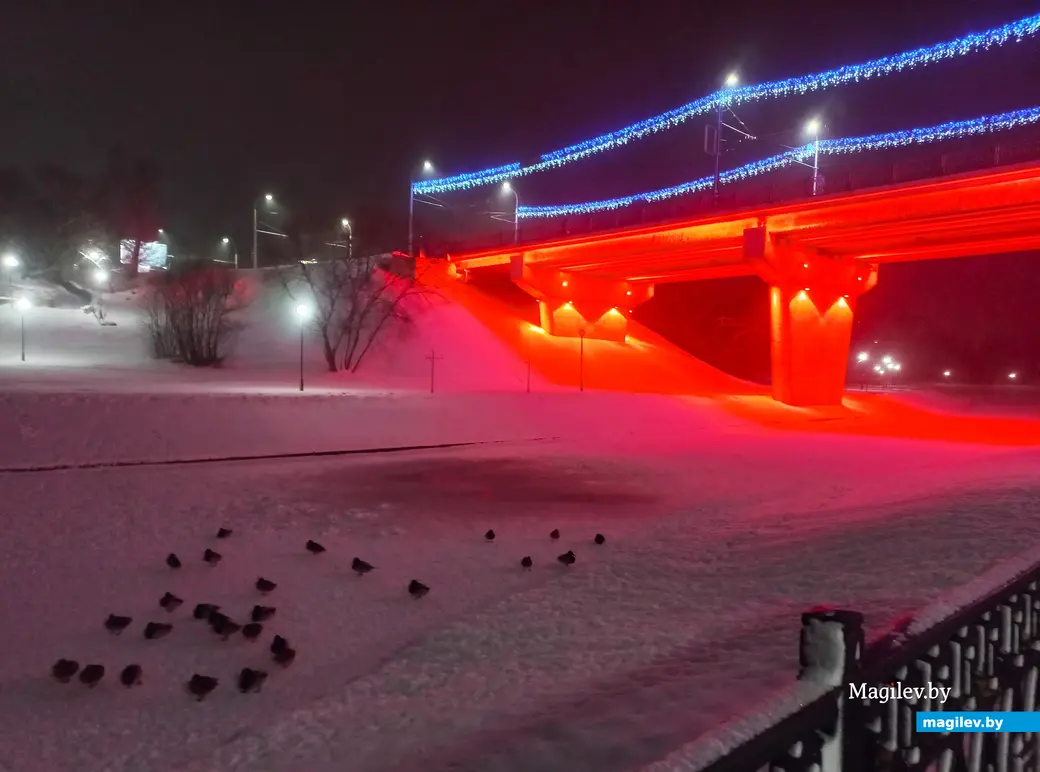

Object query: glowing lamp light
[1009,372,1018,380]
[894,364,901,371]
[803,263,809,268]
[14,297,31,312]
[943,370,951,377]
[501,181,512,193]
[805,118,822,135]
[422,160,434,172]
[94,268,109,285]
[856,352,869,362]
[625,290,632,296]
[341,218,350,229]
[882,355,893,364]
[561,280,568,287]
[264,193,274,202]
[724,72,739,88]
[294,303,313,320]
[2,254,18,269]
[222,237,230,244]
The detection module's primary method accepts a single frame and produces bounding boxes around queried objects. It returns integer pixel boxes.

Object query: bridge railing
[445,128,1040,255]
[640,549,1040,772]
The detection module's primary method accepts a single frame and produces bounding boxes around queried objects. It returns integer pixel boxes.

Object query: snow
[3,278,1040,771]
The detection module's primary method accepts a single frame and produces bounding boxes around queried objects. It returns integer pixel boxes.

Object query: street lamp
[222,237,229,244]
[805,118,822,196]
[408,160,435,258]
[943,370,951,378]
[340,218,353,258]
[501,182,519,245]
[253,193,276,270]
[856,351,869,362]
[14,296,30,361]
[1009,372,1018,380]
[713,74,739,203]
[94,268,109,285]
[2,254,18,269]
[294,302,312,391]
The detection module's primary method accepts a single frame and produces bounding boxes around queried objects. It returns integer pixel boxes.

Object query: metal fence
[652,554,1040,772]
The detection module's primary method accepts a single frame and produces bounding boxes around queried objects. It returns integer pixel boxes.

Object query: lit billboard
[119,240,168,271]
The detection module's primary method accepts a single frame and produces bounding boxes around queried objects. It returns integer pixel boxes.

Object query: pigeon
[408,579,430,598]
[144,622,173,640]
[120,664,143,687]
[305,539,326,554]
[51,659,79,683]
[557,550,576,567]
[211,617,240,639]
[251,605,276,623]
[521,556,533,569]
[484,529,495,541]
[238,667,268,693]
[216,527,232,539]
[255,577,277,594]
[242,622,263,641]
[160,592,184,612]
[187,674,219,701]
[594,533,606,545]
[203,548,222,566]
[273,647,296,667]
[550,529,560,540]
[105,614,133,634]
[270,635,289,656]
[351,557,374,576]
[193,603,220,620]
[166,553,182,569]
[79,664,105,687]
[207,611,230,629]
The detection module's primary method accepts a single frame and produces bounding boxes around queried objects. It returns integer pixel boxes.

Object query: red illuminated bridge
[448,163,1040,407]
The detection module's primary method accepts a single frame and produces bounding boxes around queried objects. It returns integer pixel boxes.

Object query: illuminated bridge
[447,163,1040,407]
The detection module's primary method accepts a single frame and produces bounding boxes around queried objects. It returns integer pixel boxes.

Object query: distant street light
[222,237,229,244]
[806,118,823,195]
[501,182,519,245]
[943,370,951,378]
[2,254,18,269]
[724,72,739,88]
[294,302,312,391]
[856,351,869,362]
[14,296,31,361]
[94,268,109,285]
[339,218,353,258]
[253,193,277,270]
[409,160,435,258]
[1009,372,1018,380]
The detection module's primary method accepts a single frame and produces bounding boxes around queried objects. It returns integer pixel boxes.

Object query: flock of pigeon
[50,525,606,699]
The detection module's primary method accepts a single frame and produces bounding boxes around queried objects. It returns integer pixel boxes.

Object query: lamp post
[14,297,30,361]
[578,328,586,392]
[340,218,353,259]
[501,182,519,245]
[805,119,822,196]
[408,160,434,258]
[253,193,274,270]
[220,236,238,266]
[2,253,18,298]
[712,73,739,204]
[294,302,311,391]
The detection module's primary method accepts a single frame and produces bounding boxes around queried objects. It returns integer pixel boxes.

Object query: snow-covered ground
[2,279,1040,771]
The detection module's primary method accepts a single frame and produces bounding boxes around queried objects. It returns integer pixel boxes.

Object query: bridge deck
[450,162,1040,284]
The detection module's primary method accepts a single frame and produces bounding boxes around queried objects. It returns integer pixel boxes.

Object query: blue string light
[413,13,1040,196]
[516,106,1040,218]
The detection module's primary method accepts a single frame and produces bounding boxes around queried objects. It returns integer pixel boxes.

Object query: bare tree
[279,245,434,373]
[144,264,244,365]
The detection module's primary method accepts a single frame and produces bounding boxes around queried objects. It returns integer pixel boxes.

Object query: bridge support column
[744,227,878,407]
[510,255,653,342]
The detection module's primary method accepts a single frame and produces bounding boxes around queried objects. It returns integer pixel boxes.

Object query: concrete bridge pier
[744,226,878,407]
[509,255,653,342]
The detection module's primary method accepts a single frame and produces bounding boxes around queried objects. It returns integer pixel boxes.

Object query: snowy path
[2,424,1040,771]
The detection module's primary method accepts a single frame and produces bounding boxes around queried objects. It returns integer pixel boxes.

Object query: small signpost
[426,348,443,393]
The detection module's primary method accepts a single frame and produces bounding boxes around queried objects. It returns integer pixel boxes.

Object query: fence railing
[644,550,1040,772]
[445,128,1040,256]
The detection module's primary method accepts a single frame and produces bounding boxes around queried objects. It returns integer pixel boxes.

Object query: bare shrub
[280,252,435,373]
[144,265,243,365]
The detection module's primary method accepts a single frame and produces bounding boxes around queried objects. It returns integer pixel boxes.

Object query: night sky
[3,0,1039,256]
